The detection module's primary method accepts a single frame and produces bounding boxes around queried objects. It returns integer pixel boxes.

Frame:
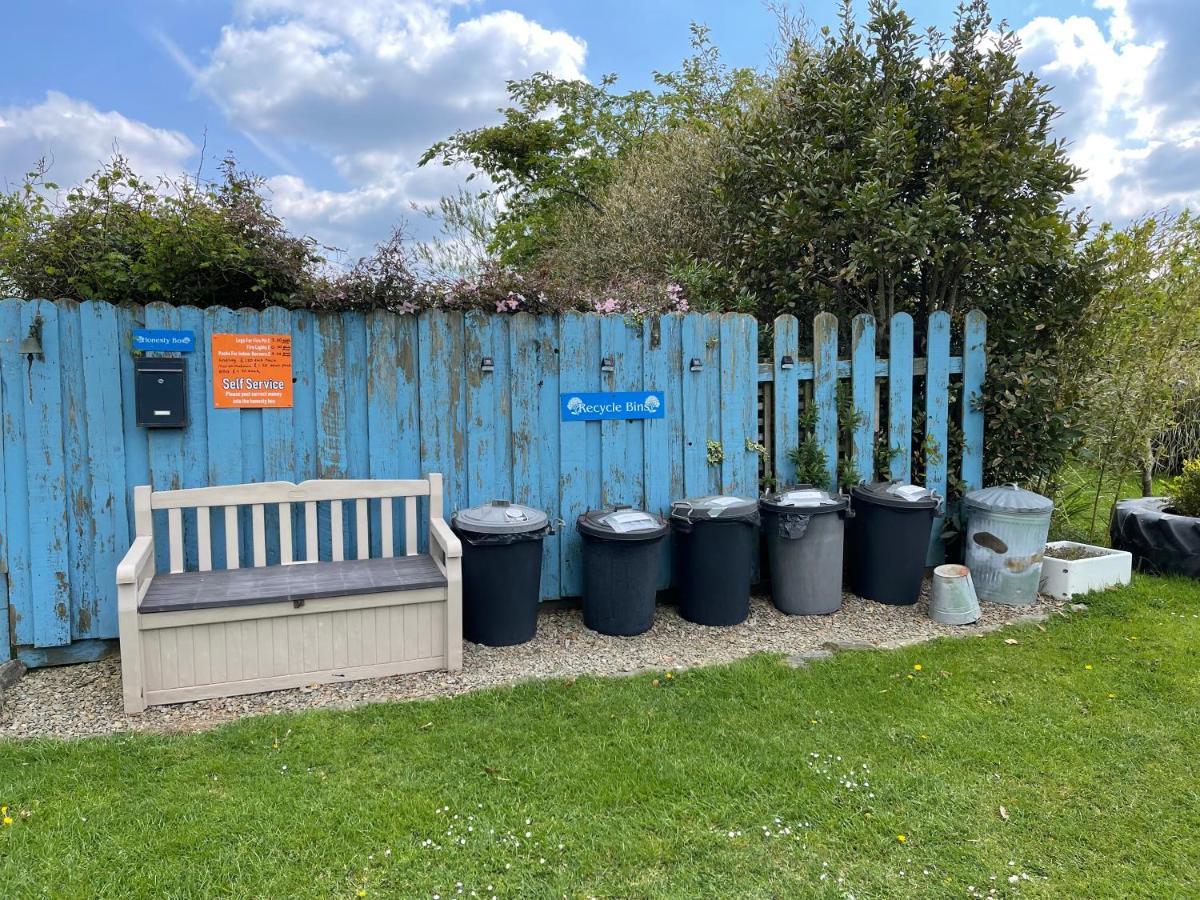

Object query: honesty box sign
[133,328,195,352]
[211,333,293,409]
[560,391,665,421]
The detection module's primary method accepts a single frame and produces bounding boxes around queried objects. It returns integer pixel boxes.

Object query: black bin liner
[1111,497,1200,578]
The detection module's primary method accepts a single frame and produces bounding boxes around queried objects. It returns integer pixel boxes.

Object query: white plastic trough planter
[1039,541,1132,600]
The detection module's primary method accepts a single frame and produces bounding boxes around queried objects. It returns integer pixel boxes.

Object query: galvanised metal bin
[964,484,1053,606]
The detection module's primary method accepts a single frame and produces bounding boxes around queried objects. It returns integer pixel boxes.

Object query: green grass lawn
[3,577,1199,899]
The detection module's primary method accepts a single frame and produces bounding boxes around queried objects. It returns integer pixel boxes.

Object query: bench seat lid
[140,555,446,614]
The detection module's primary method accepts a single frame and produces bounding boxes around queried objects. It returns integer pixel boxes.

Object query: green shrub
[1170,459,1200,518]
[0,156,323,309]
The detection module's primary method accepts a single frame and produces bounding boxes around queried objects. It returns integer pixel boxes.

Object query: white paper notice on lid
[505,508,527,521]
[604,511,657,532]
[780,490,831,506]
[888,484,930,502]
[709,496,743,507]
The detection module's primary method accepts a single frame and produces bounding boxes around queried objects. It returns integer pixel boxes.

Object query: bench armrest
[117,536,156,586]
[429,518,462,559]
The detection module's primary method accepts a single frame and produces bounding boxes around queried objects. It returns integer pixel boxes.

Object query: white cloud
[0,91,195,191]
[180,0,587,255]
[1017,0,1200,221]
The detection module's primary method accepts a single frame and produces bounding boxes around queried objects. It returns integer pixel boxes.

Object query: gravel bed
[0,591,1064,740]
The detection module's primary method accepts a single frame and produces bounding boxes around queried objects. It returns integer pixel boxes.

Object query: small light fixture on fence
[689,357,703,372]
[600,356,615,373]
[780,355,795,370]
[480,356,495,373]
[18,316,44,358]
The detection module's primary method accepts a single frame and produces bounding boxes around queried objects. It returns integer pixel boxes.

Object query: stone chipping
[0,592,1065,740]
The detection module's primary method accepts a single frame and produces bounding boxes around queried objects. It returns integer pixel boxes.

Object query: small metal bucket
[929,564,981,625]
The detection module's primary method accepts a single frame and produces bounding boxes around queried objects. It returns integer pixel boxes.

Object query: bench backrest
[135,475,444,574]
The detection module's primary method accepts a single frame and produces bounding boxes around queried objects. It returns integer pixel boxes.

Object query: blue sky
[3,1,1197,258]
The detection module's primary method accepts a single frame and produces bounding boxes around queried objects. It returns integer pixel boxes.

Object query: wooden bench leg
[117,581,146,714]
[445,555,463,672]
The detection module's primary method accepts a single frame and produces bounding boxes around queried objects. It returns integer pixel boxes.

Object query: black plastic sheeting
[454,524,552,546]
[776,513,811,540]
[1111,497,1200,578]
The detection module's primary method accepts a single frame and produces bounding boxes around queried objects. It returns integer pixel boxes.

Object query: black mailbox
[134,357,189,428]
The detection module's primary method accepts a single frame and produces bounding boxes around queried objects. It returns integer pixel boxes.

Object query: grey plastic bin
[760,488,850,615]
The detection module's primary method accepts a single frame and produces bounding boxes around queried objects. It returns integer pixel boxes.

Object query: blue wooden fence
[0,299,984,666]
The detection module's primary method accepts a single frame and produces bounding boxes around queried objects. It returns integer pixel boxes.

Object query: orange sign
[211,333,293,409]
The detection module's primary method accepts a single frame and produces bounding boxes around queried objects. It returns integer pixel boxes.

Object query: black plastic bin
[849,481,939,605]
[452,500,550,646]
[577,507,668,636]
[669,495,759,626]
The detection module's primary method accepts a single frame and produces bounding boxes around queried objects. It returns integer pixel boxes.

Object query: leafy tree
[420,25,758,265]
[716,0,1085,325]
[0,156,324,308]
[1073,213,1200,527]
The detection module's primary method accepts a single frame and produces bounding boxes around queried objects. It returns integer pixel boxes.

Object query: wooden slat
[331,500,344,562]
[888,313,915,483]
[20,300,71,648]
[680,314,710,496]
[278,502,293,565]
[466,309,500,508]
[305,501,318,562]
[721,313,758,498]
[642,315,672,589]
[57,300,102,639]
[417,310,466,550]
[167,507,184,574]
[380,497,394,558]
[772,314,800,486]
[510,312,542,577]
[925,310,952,565]
[556,311,592,595]
[356,497,369,560]
[961,310,988,492]
[80,300,129,638]
[851,314,877,484]
[251,503,266,567]
[197,507,212,571]
[405,496,417,556]
[813,312,839,491]
[598,315,625,506]
[224,506,240,570]
[366,309,400,557]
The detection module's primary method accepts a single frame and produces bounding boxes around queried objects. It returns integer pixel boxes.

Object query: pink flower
[592,297,620,315]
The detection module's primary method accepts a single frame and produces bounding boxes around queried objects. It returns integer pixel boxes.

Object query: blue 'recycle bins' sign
[561,391,665,421]
[133,328,196,352]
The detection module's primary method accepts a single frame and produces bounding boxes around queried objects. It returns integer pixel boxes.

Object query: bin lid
[453,499,548,534]
[851,480,940,510]
[760,487,848,514]
[669,495,759,522]
[577,507,668,540]
[964,483,1053,514]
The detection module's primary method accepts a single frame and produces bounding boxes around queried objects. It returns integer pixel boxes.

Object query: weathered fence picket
[0,299,984,665]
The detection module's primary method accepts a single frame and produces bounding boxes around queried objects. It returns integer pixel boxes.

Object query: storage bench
[117,475,462,713]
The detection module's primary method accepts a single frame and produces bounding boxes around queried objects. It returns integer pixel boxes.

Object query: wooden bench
[117,475,462,714]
